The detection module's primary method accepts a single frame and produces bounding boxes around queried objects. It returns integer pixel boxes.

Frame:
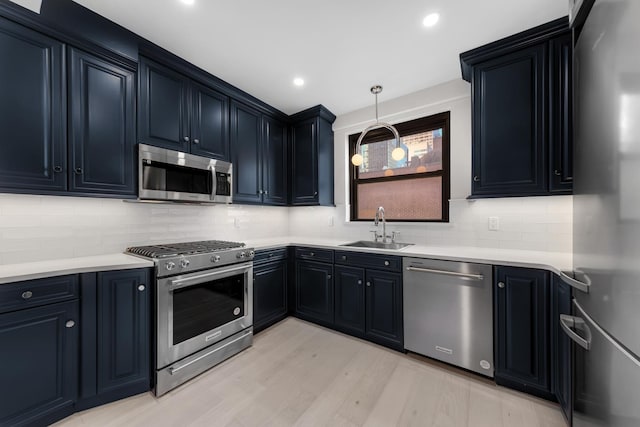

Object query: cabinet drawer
[0,275,79,314]
[254,248,288,265]
[335,251,401,272]
[295,247,333,263]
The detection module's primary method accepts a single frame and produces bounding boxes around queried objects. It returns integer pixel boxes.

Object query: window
[349,112,450,222]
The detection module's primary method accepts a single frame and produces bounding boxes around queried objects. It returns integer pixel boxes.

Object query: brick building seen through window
[349,112,450,222]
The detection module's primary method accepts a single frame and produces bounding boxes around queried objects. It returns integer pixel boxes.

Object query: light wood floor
[54,318,566,427]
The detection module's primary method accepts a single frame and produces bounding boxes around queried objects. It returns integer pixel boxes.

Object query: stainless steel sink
[340,240,413,250]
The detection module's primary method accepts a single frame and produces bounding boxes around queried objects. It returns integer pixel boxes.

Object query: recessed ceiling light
[293,77,305,87]
[422,13,440,27]
[180,0,195,5]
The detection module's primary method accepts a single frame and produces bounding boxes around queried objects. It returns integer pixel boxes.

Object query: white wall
[289,79,573,253]
[0,193,288,265]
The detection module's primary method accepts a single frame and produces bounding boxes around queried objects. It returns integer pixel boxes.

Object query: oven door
[157,262,253,368]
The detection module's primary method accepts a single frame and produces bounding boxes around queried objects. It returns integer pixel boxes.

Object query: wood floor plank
[53,319,567,427]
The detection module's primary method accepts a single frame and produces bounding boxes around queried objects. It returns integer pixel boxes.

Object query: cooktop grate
[126,240,246,258]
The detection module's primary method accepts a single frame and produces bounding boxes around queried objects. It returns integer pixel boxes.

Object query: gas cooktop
[126,240,246,259]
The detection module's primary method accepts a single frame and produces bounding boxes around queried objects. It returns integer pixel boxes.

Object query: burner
[127,240,245,259]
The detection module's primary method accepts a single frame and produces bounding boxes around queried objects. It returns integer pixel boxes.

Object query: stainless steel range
[126,240,255,396]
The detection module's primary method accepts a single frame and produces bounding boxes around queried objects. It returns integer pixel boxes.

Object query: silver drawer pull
[559,314,591,350]
[138,285,146,292]
[65,320,75,328]
[405,266,484,281]
[384,261,390,266]
[21,291,33,300]
[559,270,591,294]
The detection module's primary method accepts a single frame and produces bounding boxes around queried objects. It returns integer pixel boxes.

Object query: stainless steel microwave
[138,144,232,204]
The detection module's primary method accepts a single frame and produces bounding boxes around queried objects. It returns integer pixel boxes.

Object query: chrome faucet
[374,206,387,243]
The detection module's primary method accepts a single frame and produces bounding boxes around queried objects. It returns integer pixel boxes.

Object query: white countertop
[245,237,573,277]
[0,237,572,285]
[0,254,154,285]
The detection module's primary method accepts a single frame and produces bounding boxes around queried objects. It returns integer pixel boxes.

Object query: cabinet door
[230,101,262,204]
[68,48,136,195]
[495,266,552,399]
[472,43,547,197]
[0,301,78,426]
[291,118,319,205]
[553,275,573,424]
[549,33,573,193]
[0,17,66,193]
[96,269,150,398]
[262,116,288,206]
[253,260,288,333]
[138,57,190,151]
[334,265,365,336]
[295,260,333,325]
[365,270,403,349]
[191,82,229,160]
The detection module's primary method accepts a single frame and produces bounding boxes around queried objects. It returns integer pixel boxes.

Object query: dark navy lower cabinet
[295,260,334,326]
[77,268,151,411]
[553,275,573,424]
[0,300,79,427]
[253,256,288,333]
[334,265,366,336]
[494,266,554,400]
[365,270,403,350]
[68,47,136,196]
[0,16,66,194]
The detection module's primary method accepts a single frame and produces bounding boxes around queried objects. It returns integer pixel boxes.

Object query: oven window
[143,161,212,195]
[172,273,245,345]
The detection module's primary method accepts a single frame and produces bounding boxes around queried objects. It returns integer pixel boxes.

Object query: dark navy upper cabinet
[460,18,572,198]
[494,266,553,400]
[295,260,334,326]
[69,48,136,196]
[0,300,78,427]
[230,102,288,206]
[138,57,190,152]
[191,82,230,160]
[0,17,66,193]
[139,56,231,161]
[334,265,366,336]
[78,269,150,410]
[231,101,262,204]
[549,33,573,194]
[289,105,336,206]
[365,269,403,350]
[263,116,288,206]
[470,43,548,197]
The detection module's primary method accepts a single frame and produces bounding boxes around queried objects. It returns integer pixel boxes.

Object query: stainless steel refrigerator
[563,0,640,425]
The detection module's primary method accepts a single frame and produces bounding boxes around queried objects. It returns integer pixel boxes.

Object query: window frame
[349,111,451,223]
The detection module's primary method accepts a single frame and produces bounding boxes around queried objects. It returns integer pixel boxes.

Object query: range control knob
[165,261,176,271]
[237,251,246,259]
[180,259,190,269]
[211,255,221,263]
[248,250,255,258]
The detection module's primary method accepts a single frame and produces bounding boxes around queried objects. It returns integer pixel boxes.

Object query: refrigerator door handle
[560,314,592,350]
[559,269,591,293]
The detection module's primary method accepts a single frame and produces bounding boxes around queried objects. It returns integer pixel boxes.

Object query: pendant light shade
[352,85,405,166]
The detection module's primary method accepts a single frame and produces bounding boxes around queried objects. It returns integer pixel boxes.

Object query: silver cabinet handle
[264,190,268,195]
[357,280,362,285]
[327,275,332,280]
[258,190,264,195]
[314,191,318,196]
[384,260,390,266]
[193,139,200,144]
[554,169,562,176]
[138,285,146,292]
[366,282,371,287]
[341,255,347,261]
[53,166,62,173]
[183,136,190,142]
[75,168,83,175]
[406,266,484,281]
[560,314,591,350]
[21,291,33,299]
[65,320,75,328]
[498,282,505,288]
[559,270,591,294]
[473,176,480,182]
[310,252,315,257]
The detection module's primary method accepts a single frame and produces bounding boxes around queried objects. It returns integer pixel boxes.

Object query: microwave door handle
[168,263,251,292]
[210,166,216,201]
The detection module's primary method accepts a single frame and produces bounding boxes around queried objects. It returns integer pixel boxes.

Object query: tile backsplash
[0,193,571,265]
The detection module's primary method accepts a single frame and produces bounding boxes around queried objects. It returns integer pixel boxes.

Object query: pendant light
[351,85,405,166]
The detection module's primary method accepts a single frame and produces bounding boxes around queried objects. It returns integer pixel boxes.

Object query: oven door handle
[168,263,252,292]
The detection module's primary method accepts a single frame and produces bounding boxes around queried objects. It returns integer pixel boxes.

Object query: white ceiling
[72,0,567,116]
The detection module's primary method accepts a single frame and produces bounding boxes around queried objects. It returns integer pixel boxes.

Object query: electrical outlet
[488,216,500,231]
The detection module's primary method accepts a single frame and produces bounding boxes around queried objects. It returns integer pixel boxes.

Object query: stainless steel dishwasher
[403,257,494,377]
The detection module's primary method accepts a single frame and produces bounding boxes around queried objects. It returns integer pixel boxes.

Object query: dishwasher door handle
[405,266,484,281]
